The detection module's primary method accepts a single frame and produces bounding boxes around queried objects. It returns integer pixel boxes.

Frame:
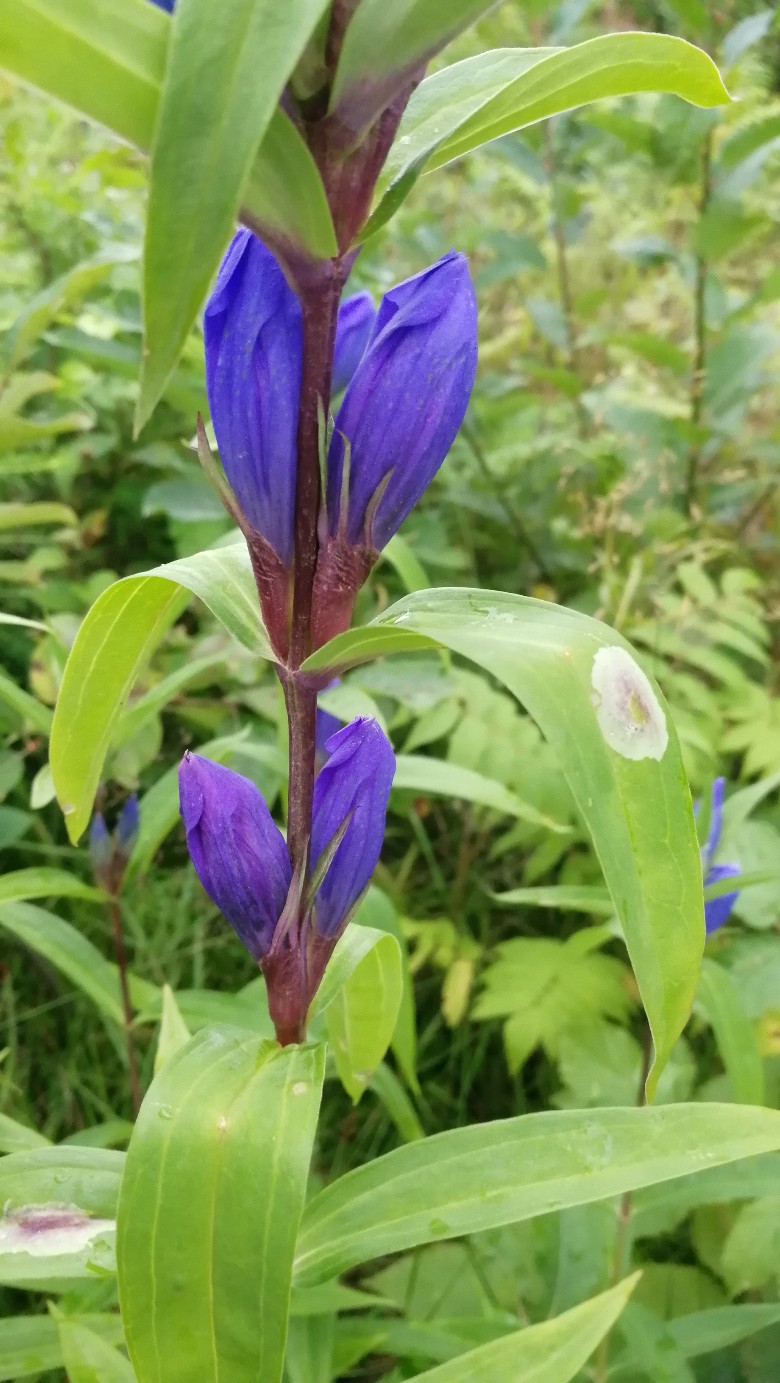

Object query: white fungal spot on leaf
[590,646,668,761]
[292,1081,309,1095]
[0,1206,115,1257]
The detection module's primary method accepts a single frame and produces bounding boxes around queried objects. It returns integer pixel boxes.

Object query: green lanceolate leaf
[329,0,502,141]
[0,903,125,1027]
[394,754,568,831]
[367,34,730,236]
[294,1102,780,1285]
[242,109,338,263]
[0,1314,124,1383]
[154,985,192,1075]
[0,1146,123,1217]
[304,588,702,1094]
[139,0,331,428]
[696,958,765,1106]
[0,1113,51,1155]
[51,545,268,844]
[0,1147,121,1286]
[0,670,52,735]
[492,884,614,914]
[57,1322,135,1383]
[117,1027,325,1383]
[311,926,403,1101]
[0,869,103,906]
[0,3,335,345]
[409,1275,638,1383]
[0,0,166,148]
[669,1303,780,1358]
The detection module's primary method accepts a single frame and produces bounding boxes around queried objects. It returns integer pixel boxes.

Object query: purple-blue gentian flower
[310,718,395,937]
[204,230,302,569]
[149,0,174,9]
[313,251,477,646]
[332,292,375,395]
[327,251,477,550]
[178,752,292,960]
[699,777,740,935]
[178,718,394,961]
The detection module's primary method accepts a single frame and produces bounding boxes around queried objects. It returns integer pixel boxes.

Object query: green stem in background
[462,423,553,584]
[107,892,141,1117]
[685,127,713,517]
[544,120,590,442]
[594,1024,652,1383]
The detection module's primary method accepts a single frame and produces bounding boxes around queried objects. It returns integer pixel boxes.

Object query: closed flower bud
[204,230,302,569]
[332,291,375,395]
[313,251,477,646]
[178,752,292,959]
[89,812,112,881]
[116,793,139,859]
[330,251,476,548]
[310,717,395,937]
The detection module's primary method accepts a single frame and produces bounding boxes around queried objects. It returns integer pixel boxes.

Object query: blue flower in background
[116,794,140,857]
[149,0,175,10]
[699,777,740,935]
[326,250,478,551]
[89,793,139,889]
[332,292,375,395]
[89,811,112,879]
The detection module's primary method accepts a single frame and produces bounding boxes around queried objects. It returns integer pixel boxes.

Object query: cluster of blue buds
[179,719,394,1037]
[699,777,740,935]
[180,99,476,1037]
[203,229,477,656]
[89,795,139,894]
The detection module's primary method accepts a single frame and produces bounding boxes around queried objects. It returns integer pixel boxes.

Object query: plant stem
[284,274,344,883]
[594,1025,652,1383]
[107,893,141,1116]
[685,128,713,517]
[544,121,590,441]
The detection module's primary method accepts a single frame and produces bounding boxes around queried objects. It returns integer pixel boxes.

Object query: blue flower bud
[332,292,375,395]
[149,0,174,9]
[178,752,292,959]
[89,812,112,880]
[204,229,302,567]
[328,251,477,550]
[698,777,740,936]
[116,793,139,857]
[310,718,395,937]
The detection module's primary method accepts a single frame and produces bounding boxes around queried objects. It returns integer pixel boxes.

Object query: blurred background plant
[2,1,780,1379]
